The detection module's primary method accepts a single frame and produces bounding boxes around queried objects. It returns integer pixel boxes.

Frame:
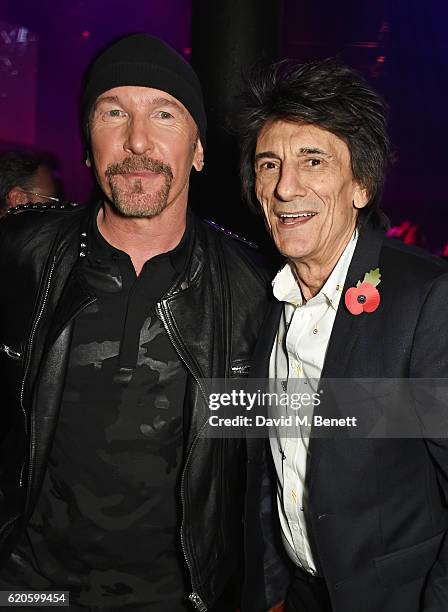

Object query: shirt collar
[272,229,358,311]
[88,201,191,275]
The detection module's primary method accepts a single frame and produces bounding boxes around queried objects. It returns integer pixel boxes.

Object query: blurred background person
[386,219,428,248]
[0,150,61,216]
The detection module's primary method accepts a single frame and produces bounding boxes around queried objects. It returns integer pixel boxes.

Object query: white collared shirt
[269,231,358,573]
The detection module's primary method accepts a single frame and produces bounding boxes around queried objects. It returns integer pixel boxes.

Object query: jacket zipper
[185,423,209,612]
[188,592,208,612]
[19,256,57,488]
[156,299,208,612]
[0,344,22,360]
[20,256,57,429]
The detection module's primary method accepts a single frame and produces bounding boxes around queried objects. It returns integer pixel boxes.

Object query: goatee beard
[105,156,174,218]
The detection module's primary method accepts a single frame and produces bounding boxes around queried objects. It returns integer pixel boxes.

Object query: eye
[259,161,279,171]
[307,158,321,167]
[102,109,127,121]
[157,110,174,120]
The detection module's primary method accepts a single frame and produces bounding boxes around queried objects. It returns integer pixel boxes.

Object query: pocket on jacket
[374,530,445,587]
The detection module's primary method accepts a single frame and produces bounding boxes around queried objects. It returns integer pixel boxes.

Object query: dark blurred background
[0,0,446,252]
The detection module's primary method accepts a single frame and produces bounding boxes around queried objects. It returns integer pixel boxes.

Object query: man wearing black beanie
[0,34,270,611]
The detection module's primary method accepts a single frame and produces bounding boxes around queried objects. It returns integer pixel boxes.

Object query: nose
[275,162,307,202]
[123,115,154,156]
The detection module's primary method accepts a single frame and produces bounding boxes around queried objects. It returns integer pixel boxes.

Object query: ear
[7,187,27,206]
[192,139,205,172]
[352,183,369,210]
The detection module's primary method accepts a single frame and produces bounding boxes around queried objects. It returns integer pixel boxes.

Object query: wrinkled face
[255,120,368,268]
[89,86,203,218]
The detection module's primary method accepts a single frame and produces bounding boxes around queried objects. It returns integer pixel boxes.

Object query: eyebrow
[298,147,332,157]
[93,95,120,112]
[150,97,186,115]
[255,147,332,161]
[255,151,280,161]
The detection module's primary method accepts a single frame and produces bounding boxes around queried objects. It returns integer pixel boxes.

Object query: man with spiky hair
[237,60,448,612]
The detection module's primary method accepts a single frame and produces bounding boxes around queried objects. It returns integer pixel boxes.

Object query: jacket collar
[87,201,193,275]
[307,223,385,498]
[320,222,385,378]
[47,205,204,349]
[251,225,384,378]
[254,223,386,380]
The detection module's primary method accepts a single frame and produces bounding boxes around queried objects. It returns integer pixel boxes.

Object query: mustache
[105,156,173,179]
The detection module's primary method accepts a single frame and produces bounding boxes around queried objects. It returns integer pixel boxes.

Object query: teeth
[279,212,316,218]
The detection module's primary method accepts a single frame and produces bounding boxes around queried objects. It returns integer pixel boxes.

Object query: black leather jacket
[0,202,270,611]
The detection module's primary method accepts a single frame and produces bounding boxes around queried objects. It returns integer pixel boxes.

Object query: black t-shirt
[0,208,192,610]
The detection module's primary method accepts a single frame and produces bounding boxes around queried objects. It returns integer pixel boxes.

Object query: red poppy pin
[344,268,381,316]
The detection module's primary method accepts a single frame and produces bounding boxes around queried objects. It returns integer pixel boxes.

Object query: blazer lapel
[257,226,385,382]
[321,224,385,378]
[307,224,385,491]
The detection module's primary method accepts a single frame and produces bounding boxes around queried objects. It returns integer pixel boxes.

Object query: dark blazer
[244,224,448,612]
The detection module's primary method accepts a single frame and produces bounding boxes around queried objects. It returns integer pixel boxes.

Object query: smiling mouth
[277,212,317,225]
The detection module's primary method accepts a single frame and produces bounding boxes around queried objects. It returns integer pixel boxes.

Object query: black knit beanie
[81,33,206,146]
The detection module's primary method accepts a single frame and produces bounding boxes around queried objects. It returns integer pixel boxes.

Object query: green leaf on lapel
[359,267,381,287]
